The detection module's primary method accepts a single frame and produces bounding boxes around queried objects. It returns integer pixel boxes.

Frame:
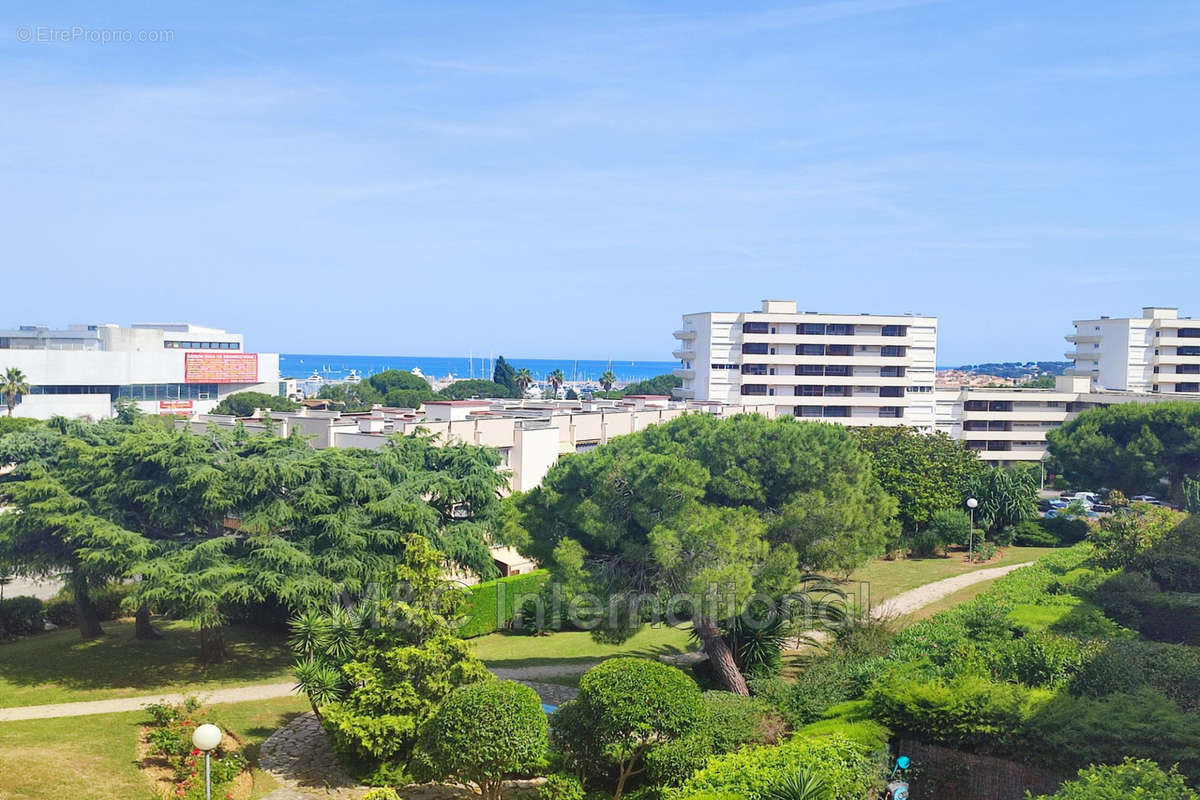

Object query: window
[797,344,824,356]
[1180,346,1200,356]
[711,363,738,370]
[1180,328,1200,338]
[742,343,768,355]
[963,421,988,431]
[880,386,904,397]
[796,364,824,375]
[823,406,850,417]
[796,406,823,417]
[795,385,824,396]
[1178,364,1200,374]
[988,401,1013,412]
[964,400,988,411]
[881,346,906,357]
[800,323,826,335]
[824,365,852,376]
[827,344,853,356]
[878,407,904,418]
[1178,383,1200,393]
[740,384,768,396]
[824,386,850,397]
[881,325,907,337]
[827,324,854,336]
[743,322,770,334]
[165,340,240,350]
[880,366,906,377]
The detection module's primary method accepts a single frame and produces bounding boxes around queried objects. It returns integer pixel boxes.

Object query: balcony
[741,333,913,347]
[672,349,696,361]
[1065,334,1100,344]
[1154,352,1200,366]
[673,368,695,380]
[673,329,697,341]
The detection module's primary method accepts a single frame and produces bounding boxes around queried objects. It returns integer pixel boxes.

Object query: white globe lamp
[191,723,222,800]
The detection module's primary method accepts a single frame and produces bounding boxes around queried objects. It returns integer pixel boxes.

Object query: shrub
[1071,640,1200,713]
[646,691,780,787]
[1024,688,1200,780]
[1040,516,1090,546]
[1029,758,1199,800]
[867,673,1052,752]
[670,733,882,800]
[458,570,550,638]
[1012,521,1058,548]
[793,700,890,751]
[0,596,45,638]
[552,658,704,799]
[538,774,586,800]
[43,582,132,627]
[1130,592,1200,646]
[987,632,1102,688]
[361,790,402,800]
[414,680,549,800]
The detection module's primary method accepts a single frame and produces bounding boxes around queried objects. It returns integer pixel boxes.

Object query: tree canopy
[492,356,519,396]
[211,391,299,416]
[504,413,897,693]
[438,380,515,400]
[1047,402,1200,498]
[851,427,986,533]
[594,373,682,399]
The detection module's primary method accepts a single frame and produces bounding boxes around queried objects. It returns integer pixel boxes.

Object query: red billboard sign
[184,352,259,383]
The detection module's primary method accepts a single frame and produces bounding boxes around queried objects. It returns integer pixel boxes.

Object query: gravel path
[0,681,298,722]
[869,561,1034,619]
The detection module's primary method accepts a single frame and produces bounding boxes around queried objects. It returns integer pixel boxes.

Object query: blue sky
[2,1,1197,364]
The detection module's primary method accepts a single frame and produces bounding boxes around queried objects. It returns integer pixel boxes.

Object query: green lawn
[0,695,309,800]
[846,545,1052,604]
[0,619,293,708]
[470,624,695,671]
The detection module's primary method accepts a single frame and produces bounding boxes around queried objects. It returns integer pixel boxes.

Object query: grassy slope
[0,695,308,800]
[846,545,1052,604]
[0,619,292,708]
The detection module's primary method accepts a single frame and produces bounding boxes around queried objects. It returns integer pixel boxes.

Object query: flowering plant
[144,697,246,800]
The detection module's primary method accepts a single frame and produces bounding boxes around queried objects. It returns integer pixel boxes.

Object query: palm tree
[515,367,534,397]
[2,367,30,416]
[547,369,565,397]
[599,370,617,393]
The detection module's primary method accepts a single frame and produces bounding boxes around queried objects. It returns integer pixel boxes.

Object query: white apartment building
[936,374,1200,466]
[674,300,938,431]
[1066,306,1200,393]
[0,322,281,420]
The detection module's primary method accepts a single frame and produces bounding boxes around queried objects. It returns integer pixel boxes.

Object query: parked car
[1131,495,1159,504]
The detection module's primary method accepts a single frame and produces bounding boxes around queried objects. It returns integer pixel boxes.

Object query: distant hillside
[939,361,1072,379]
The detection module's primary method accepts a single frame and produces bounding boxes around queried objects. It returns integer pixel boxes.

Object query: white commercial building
[1066,306,1200,393]
[0,323,281,420]
[673,300,938,431]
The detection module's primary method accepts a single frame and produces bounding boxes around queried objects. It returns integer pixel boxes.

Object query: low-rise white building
[935,374,1200,466]
[674,300,938,431]
[0,322,280,419]
[184,396,778,493]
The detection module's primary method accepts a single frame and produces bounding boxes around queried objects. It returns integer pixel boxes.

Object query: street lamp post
[966,497,979,562]
[192,723,222,800]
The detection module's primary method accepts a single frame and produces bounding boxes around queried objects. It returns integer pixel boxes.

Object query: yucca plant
[767,769,830,800]
[292,657,346,719]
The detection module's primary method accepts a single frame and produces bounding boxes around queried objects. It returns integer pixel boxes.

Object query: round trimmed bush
[1030,757,1198,800]
[414,679,548,800]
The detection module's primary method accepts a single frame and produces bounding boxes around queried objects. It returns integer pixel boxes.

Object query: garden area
[1,403,1198,799]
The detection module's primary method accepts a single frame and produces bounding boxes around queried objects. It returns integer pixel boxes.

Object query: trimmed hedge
[457,570,548,639]
[1031,758,1199,800]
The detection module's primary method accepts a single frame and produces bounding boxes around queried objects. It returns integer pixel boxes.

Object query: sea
[280,354,678,385]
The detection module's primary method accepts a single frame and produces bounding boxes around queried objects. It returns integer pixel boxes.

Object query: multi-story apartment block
[673,300,938,430]
[0,322,281,419]
[1066,306,1200,393]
